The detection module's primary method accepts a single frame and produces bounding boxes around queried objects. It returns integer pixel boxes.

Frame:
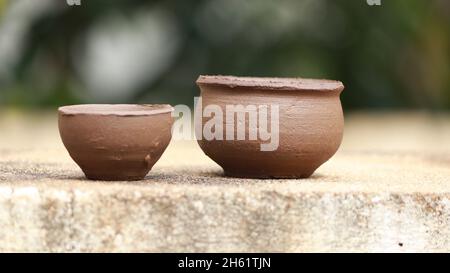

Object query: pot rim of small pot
[196,75,344,92]
[59,104,174,117]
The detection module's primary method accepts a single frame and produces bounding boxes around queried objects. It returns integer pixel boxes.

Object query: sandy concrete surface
[0,111,449,252]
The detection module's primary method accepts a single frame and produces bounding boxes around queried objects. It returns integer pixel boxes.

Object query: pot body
[59,109,173,181]
[196,85,344,178]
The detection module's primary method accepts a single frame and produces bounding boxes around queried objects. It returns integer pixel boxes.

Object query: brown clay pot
[58,104,173,181]
[196,75,344,178]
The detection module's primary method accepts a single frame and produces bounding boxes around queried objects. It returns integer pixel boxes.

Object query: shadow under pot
[195,75,344,179]
[58,104,174,181]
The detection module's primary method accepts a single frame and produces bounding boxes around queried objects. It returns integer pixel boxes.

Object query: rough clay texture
[196,81,343,178]
[196,75,344,91]
[0,111,450,252]
[58,105,173,181]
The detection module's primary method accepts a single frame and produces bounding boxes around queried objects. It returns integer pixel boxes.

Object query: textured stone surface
[0,111,449,252]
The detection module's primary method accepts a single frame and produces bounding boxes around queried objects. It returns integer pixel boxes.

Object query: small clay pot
[196,75,344,178]
[58,104,173,181]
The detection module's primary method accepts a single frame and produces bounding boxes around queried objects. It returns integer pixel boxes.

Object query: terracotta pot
[58,104,173,181]
[196,75,344,178]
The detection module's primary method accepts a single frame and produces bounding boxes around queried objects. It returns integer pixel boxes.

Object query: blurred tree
[0,0,448,110]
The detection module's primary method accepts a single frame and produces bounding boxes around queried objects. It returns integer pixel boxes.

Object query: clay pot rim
[196,75,344,92]
[59,104,174,117]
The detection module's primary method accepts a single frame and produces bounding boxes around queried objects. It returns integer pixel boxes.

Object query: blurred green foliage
[0,0,449,110]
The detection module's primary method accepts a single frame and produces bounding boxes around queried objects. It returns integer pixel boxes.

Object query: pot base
[84,171,148,181]
[224,169,315,179]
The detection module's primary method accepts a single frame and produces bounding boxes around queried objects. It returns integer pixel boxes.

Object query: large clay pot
[58,104,173,181]
[196,75,344,178]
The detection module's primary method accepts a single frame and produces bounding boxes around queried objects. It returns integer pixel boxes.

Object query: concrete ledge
[0,112,449,252]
